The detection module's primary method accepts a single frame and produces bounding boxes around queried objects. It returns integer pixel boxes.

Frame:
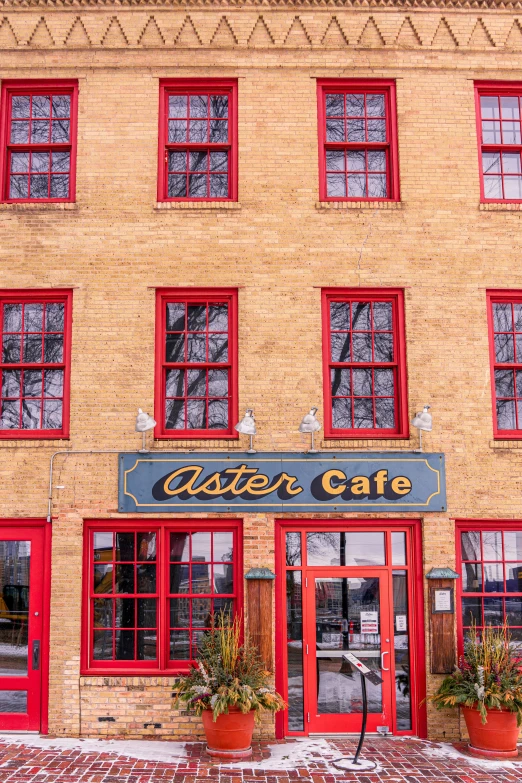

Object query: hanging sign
[118,452,446,513]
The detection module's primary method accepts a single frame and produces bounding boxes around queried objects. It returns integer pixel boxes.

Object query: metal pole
[353,671,368,766]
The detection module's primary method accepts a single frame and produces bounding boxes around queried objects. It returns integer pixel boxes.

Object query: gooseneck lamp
[411,404,432,453]
[299,406,321,454]
[135,408,156,453]
[235,408,257,454]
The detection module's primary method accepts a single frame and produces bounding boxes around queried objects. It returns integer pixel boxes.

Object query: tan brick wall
[2,3,522,741]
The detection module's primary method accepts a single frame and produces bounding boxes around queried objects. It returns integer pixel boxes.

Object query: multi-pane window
[0,291,71,438]
[317,80,399,202]
[488,293,522,436]
[169,531,234,662]
[158,81,237,201]
[1,81,77,202]
[476,86,522,201]
[458,526,522,652]
[92,531,158,663]
[85,523,241,672]
[322,289,408,438]
[155,289,238,439]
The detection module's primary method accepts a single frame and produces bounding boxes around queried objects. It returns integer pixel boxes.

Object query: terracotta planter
[201,707,255,760]
[462,705,520,758]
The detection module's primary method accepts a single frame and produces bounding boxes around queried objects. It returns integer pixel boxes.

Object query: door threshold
[0,731,40,735]
[307,732,389,738]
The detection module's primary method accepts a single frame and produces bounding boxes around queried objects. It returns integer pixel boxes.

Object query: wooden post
[426,568,459,675]
[245,567,274,672]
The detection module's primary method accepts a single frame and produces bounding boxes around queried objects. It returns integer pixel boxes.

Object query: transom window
[85,523,241,672]
[487,292,522,437]
[317,80,399,202]
[322,289,408,438]
[1,81,77,203]
[158,81,237,202]
[458,526,522,652]
[0,291,71,438]
[155,289,238,439]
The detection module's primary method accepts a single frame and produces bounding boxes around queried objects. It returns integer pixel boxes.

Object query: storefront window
[458,525,522,651]
[85,522,241,673]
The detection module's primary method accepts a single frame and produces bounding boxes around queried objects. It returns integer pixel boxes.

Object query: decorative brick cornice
[3,0,522,10]
[1,9,522,49]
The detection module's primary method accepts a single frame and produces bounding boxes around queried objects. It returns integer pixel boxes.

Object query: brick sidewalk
[0,736,520,783]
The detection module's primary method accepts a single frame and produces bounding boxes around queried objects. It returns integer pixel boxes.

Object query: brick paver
[0,737,520,783]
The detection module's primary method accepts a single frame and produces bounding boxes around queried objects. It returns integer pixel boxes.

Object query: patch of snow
[423,741,522,771]
[221,738,382,774]
[0,734,187,764]
[397,735,522,772]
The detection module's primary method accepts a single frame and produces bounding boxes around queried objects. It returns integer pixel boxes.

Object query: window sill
[154,202,241,211]
[81,675,181,685]
[316,201,403,211]
[0,438,70,448]
[321,438,413,449]
[490,439,522,448]
[0,202,78,211]
[153,439,242,449]
[479,203,522,212]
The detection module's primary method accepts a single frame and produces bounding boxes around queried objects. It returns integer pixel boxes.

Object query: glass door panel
[307,570,392,734]
[0,530,44,731]
[0,541,30,678]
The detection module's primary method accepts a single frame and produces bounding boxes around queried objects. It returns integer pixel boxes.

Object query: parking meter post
[353,671,367,766]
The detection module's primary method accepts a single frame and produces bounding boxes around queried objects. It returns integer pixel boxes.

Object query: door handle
[381,650,389,671]
[32,640,40,671]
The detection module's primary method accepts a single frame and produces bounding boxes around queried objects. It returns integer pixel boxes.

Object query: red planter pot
[202,707,255,760]
[462,705,520,758]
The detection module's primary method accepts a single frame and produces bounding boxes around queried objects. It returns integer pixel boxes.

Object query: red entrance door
[305,569,393,733]
[279,524,425,737]
[0,525,47,731]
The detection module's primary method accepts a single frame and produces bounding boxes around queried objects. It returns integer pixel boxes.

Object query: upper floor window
[487,291,522,437]
[154,289,238,439]
[158,80,237,202]
[0,81,78,203]
[476,83,522,202]
[0,290,72,438]
[322,289,408,439]
[317,80,399,202]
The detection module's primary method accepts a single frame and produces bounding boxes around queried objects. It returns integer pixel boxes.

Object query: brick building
[1,0,522,743]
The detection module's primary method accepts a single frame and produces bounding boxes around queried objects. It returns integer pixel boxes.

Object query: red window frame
[475,82,522,204]
[317,79,400,203]
[487,290,522,439]
[157,79,238,203]
[321,288,408,439]
[456,519,522,655]
[0,289,72,439]
[82,519,243,675]
[0,80,78,204]
[154,288,238,440]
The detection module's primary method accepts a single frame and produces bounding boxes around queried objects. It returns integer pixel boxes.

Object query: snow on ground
[220,737,382,773]
[0,734,187,764]
[400,735,522,773]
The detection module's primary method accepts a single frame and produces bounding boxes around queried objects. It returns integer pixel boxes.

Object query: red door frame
[305,567,393,734]
[0,519,51,733]
[274,519,426,739]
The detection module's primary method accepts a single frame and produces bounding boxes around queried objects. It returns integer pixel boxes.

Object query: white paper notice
[396,614,407,632]
[360,611,379,634]
[434,589,452,612]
